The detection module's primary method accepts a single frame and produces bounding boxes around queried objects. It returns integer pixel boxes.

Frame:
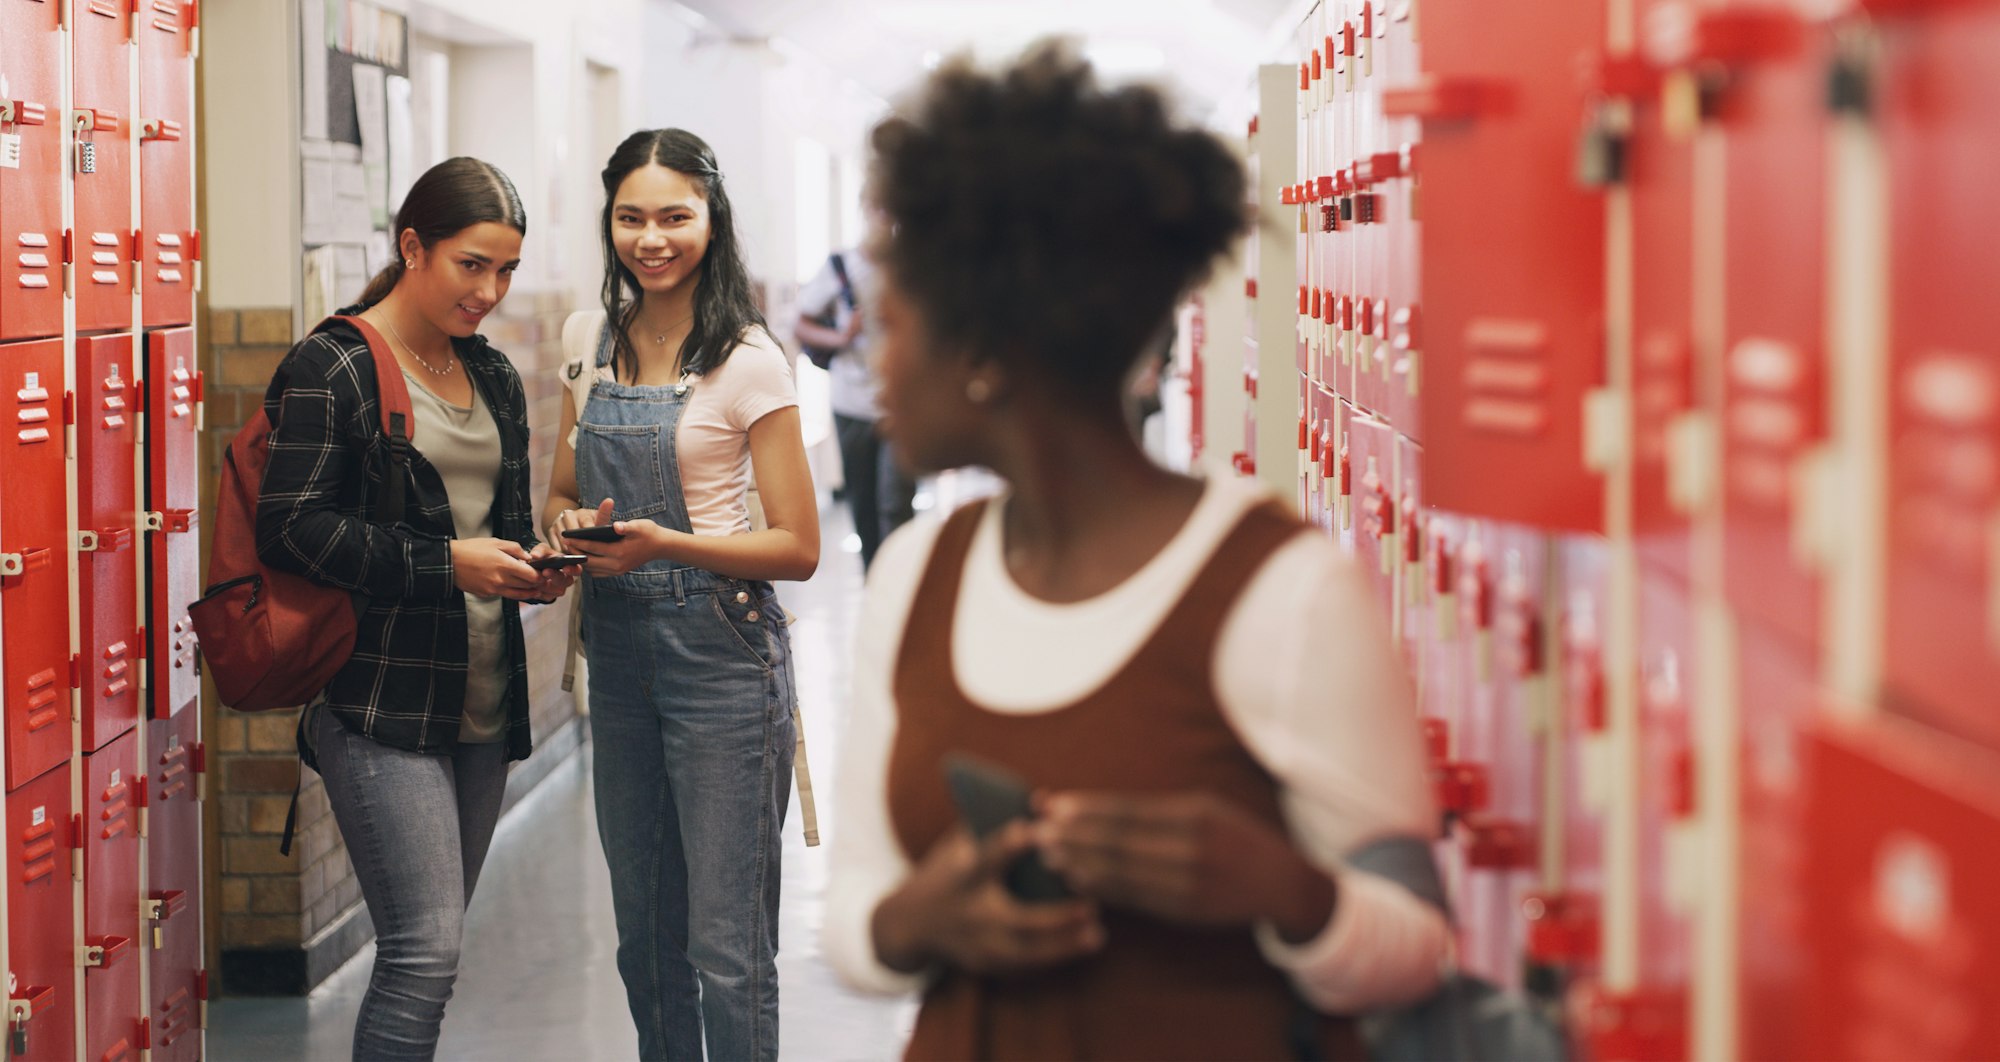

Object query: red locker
[147,706,203,1062]
[1877,1,2000,753]
[137,0,196,327]
[1802,720,2000,1060]
[1737,620,1815,1062]
[1718,12,1828,651]
[146,327,199,719]
[0,0,65,341]
[1,338,73,788]
[1624,23,1697,583]
[71,0,135,334]
[1387,0,1607,531]
[1347,411,1398,611]
[5,762,74,1062]
[1634,570,1694,995]
[82,729,142,1062]
[78,333,140,751]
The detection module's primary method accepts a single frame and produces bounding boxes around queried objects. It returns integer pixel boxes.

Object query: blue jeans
[586,567,795,1062]
[311,704,510,1061]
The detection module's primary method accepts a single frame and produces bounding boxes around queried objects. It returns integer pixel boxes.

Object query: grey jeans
[310,704,510,1061]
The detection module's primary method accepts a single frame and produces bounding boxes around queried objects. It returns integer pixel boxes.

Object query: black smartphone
[529,553,589,571]
[942,753,1072,903]
[560,525,626,543]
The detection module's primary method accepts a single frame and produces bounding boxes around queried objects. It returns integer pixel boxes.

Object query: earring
[404,259,414,269]
[965,378,993,405]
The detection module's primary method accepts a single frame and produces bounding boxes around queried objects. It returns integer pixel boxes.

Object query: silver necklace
[641,311,694,347]
[381,315,456,377]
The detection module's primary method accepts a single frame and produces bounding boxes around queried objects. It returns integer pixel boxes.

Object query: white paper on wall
[352,62,389,228]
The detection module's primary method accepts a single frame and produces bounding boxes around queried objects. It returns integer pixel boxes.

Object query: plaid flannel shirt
[255,313,539,762]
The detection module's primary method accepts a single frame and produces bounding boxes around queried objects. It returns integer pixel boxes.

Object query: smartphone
[529,553,589,571]
[942,753,1072,903]
[560,525,626,543]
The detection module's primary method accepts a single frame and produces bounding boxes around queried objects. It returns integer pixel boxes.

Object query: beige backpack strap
[793,706,819,846]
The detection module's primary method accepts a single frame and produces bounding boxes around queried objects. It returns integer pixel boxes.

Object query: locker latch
[77,530,99,552]
[140,117,183,142]
[142,511,166,533]
[6,985,52,1055]
[0,100,49,126]
[0,553,20,577]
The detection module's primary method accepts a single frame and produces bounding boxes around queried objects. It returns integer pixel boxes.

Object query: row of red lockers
[1223,0,2000,1057]
[3,2,208,1060]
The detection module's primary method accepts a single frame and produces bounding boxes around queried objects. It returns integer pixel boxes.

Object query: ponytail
[356,258,406,310]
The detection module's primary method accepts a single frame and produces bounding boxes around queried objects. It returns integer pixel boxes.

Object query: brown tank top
[886,497,1365,1061]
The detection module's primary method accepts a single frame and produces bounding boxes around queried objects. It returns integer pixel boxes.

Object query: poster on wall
[299,0,411,316]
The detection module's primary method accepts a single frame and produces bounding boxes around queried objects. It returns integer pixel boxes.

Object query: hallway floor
[207,488,953,1060]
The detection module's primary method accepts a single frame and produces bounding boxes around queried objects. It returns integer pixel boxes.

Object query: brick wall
[202,296,584,993]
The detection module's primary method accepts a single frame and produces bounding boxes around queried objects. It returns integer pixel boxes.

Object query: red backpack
[191,315,415,711]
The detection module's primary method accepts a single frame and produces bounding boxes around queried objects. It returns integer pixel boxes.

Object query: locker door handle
[164,509,196,534]
[70,109,123,134]
[1381,77,1512,121]
[140,118,184,142]
[0,547,53,578]
[0,100,48,126]
[83,935,134,968]
[149,888,188,920]
[79,528,133,553]
[6,984,53,1054]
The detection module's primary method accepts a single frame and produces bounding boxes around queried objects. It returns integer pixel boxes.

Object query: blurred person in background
[823,44,1449,1060]
[796,232,917,572]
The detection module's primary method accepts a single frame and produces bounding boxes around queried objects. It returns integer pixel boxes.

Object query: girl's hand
[564,498,669,577]
[1034,791,1338,944]
[449,538,542,600]
[524,544,581,601]
[872,822,1105,977]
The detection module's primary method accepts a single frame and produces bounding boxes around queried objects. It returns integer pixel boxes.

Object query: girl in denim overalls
[543,129,819,1061]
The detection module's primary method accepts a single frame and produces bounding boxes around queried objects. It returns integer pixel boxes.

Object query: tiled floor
[209,492,931,1060]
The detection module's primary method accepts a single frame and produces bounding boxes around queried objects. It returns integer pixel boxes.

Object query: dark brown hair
[598,129,769,382]
[356,156,527,308]
[868,41,1248,402]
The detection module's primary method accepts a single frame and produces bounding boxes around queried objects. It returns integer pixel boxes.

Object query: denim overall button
[745,610,760,623]
[736,591,750,604]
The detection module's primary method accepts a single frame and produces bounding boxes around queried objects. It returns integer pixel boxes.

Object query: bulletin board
[298,0,414,323]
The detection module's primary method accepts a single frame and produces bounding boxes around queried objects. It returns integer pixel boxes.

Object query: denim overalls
[573,323,795,1062]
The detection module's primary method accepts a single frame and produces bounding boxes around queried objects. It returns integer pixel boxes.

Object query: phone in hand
[528,553,589,571]
[560,524,626,543]
[941,753,1072,903]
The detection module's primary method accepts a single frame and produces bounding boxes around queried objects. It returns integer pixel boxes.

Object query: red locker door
[147,707,203,1062]
[1737,619,1816,1062]
[1626,15,1697,583]
[137,0,195,327]
[82,729,142,1062]
[1701,8,1829,652]
[146,327,199,718]
[1802,721,2000,1060]
[1634,571,1694,1002]
[1878,0,2000,753]
[1388,0,1607,531]
[78,333,140,751]
[1348,411,1398,612]
[71,0,134,334]
[1,338,73,788]
[0,0,65,341]
[5,762,74,1062]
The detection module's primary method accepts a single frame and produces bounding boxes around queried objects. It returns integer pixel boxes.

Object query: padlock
[77,140,96,174]
[1573,101,1627,187]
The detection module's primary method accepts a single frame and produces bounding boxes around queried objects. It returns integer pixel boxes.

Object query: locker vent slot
[1460,317,1551,436]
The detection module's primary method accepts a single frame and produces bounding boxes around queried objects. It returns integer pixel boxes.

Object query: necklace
[639,311,694,347]
[380,314,456,377]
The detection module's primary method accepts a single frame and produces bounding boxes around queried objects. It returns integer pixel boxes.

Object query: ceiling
[667,0,1301,120]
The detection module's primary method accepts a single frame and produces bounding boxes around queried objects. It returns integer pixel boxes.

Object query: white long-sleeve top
[822,476,1451,1013]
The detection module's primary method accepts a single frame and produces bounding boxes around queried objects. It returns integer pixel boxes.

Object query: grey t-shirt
[404,370,509,744]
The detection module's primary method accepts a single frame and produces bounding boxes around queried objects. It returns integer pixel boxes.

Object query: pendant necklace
[382,315,456,377]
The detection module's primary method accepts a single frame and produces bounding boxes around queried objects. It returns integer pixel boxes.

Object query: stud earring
[965,378,993,405]
[404,259,414,269]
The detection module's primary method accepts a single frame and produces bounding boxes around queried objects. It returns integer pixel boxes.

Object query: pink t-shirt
[563,312,799,536]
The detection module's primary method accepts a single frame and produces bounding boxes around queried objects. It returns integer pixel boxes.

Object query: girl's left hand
[524,544,582,601]
[567,498,668,577]
[1033,791,1338,944]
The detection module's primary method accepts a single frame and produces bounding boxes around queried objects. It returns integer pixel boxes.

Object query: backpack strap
[325,314,417,524]
[829,252,856,309]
